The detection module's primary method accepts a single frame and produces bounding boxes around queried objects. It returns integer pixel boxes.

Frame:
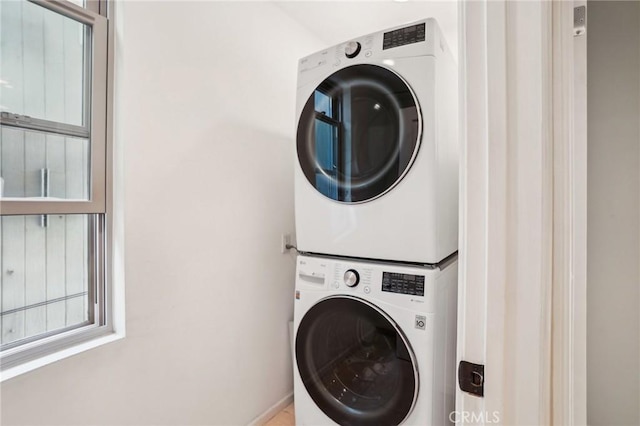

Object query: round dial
[345,41,362,59]
[343,269,360,287]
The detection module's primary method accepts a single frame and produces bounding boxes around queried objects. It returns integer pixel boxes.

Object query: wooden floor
[264,403,295,426]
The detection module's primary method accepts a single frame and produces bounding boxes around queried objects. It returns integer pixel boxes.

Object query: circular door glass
[296,296,417,426]
[297,64,421,203]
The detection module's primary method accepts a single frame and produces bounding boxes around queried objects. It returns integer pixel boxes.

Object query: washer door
[297,64,421,203]
[296,296,418,426]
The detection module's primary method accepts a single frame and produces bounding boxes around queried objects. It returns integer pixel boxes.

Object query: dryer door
[297,64,421,203]
[296,296,418,426]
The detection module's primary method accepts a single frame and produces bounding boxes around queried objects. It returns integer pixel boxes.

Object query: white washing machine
[295,18,458,264]
[293,254,458,425]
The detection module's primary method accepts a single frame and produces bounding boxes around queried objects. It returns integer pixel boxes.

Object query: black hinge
[458,360,484,397]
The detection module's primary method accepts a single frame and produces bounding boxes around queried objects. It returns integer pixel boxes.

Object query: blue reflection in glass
[314,91,333,117]
[314,118,338,199]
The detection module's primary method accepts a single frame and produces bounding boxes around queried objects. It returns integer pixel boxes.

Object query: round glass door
[296,296,418,426]
[297,64,421,203]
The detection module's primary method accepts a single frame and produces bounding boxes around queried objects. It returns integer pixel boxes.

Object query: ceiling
[273,1,459,59]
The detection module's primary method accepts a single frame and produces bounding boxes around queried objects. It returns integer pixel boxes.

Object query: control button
[343,269,360,287]
[333,60,341,67]
[345,41,362,59]
[364,286,371,294]
[332,281,340,289]
[365,50,372,57]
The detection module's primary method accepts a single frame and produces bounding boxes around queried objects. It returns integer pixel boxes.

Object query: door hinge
[574,5,586,37]
[459,360,484,397]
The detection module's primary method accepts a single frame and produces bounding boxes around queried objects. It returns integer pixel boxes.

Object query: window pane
[314,90,334,118]
[0,126,90,200]
[1,214,92,347]
[0,0,90,127]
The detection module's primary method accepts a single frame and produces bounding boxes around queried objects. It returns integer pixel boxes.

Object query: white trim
[0,332,124,382]
[109,0,126,342]
[550,1,587,424]
[483,0,508,418]
[247,392,294,426]
[458,1,556,424]
[456,0,497,420]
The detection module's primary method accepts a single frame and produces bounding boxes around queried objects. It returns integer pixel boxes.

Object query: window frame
[0,0,115,374]
[0,0,107,215]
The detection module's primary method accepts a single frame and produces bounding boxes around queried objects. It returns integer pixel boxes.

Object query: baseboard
[247,392,294,426]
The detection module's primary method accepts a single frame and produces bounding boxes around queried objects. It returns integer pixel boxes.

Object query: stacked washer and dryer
[292,19,459,426]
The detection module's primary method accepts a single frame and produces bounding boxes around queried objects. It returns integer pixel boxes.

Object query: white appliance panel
[294,18,458,264]
[293,254,458,425]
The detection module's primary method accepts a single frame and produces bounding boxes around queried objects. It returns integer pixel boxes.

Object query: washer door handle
[458,361,484,397]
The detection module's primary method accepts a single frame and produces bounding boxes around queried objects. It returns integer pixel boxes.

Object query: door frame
[551,1,587,424]
[456,1,587,424]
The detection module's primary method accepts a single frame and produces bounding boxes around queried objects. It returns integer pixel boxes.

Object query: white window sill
[0,331,124,382]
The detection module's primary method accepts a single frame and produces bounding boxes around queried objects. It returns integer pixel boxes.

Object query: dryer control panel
[296,18,446,88]
[383,23,426,50]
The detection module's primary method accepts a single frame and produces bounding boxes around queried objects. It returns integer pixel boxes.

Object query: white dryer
[295,19,458,264]
[293,254,458,425]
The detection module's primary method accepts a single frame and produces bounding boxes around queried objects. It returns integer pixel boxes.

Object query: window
[0,0,112,371]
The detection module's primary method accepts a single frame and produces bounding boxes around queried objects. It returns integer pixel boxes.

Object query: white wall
[0,2,323,424]
[587,2,640,424]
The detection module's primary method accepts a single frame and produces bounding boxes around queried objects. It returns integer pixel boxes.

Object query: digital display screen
[382,272,425,296]
[383,23,426,50]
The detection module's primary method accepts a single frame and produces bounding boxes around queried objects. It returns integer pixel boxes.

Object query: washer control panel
[331,263,425,297]
[297,255,449,313]
[382,272,425,296]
